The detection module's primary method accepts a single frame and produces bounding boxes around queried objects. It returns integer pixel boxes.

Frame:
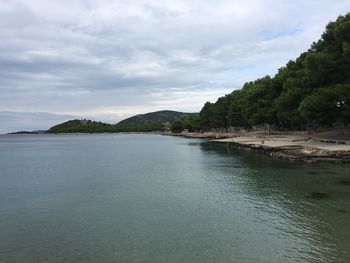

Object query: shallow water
[0,134,349,263]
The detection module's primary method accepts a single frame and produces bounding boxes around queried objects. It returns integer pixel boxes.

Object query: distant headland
[4,110,197,134]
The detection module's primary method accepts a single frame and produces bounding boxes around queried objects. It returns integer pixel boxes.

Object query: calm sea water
[0,134,349,263]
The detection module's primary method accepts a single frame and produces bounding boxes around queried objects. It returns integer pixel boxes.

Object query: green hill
[47,119,114,133]
[47,111,198,133]
[117,110,196,125]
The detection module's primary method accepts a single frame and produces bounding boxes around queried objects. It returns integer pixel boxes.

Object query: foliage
[47,120,113,133]
[181,115,201,132]
[199,102,214,130]
[299,84,350,125]
[47,112,201,134]
[227,91,246,127]
[117,110,196,125]
[170,121,184,133]
[47,119,164,133]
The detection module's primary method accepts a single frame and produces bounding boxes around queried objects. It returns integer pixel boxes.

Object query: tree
[181,115,201,132]
[298,84,350,125]
[335,84,350,124]
[171,121,184,133]
[275,87,306,128]
[240,77,278,128]
[211,95,232,129]
[227,90,246,128]
[199,102,214,130]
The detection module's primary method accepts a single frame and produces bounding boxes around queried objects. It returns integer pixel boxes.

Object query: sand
[214,135,350,152]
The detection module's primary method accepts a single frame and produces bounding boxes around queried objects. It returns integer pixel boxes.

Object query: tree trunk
[266,123,271,140]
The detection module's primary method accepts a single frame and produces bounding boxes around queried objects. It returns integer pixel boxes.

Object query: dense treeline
[47,119,164,133]
[198,14,350,132]
[118,110,196,125]
[47,111,197,133]
[170,115,201,133]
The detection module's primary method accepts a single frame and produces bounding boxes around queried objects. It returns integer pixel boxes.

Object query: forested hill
[47,111,197,133]
[117,110,196,125]
[47,120,115,133]
[199,14,350,131]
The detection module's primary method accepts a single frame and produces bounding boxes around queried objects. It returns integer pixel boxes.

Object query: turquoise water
[0,134,349,263]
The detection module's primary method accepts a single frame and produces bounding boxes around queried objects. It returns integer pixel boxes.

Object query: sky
[1,0,350,133]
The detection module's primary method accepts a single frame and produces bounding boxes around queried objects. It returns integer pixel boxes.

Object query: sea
[0,134,349,262]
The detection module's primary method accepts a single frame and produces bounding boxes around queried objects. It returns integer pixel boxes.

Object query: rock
[307,171,319,175]
[339,180,350,186]
[336,209,347,213]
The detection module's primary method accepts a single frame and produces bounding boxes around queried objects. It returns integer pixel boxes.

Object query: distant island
[7,130,46,135]
[46,110,198,133]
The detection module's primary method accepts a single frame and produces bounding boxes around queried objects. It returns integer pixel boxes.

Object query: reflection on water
[200,142,350,262]
[0,134,349,263]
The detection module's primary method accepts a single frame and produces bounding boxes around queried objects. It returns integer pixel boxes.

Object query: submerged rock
[305,192,328,199]
[339,180,350,186]
[336,209,347,213]
[307,171,319,175]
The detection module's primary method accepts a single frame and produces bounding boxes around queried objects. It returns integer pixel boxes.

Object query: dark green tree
[211,94,232,129]
[181,115,201,132]
[227,90,246,127]
[199,102,214,130]
[171,121,184,133]
[299,84,350,125]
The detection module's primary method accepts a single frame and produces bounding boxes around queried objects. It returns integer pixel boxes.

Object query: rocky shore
[162,131,233,139]
[164,131,350,163]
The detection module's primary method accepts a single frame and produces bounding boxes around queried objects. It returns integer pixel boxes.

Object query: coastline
[3,131,350,163]
[163,131,350,163]
[2,131,164,136]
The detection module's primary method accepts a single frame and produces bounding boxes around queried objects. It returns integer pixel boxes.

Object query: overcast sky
[1,0,350,133]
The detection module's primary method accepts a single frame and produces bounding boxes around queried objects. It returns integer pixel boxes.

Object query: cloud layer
[1,0,350,132]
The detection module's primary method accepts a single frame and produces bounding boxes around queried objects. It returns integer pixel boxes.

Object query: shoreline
[163,131,350,163]
[3,131,350,163]
[2,131,164,136]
